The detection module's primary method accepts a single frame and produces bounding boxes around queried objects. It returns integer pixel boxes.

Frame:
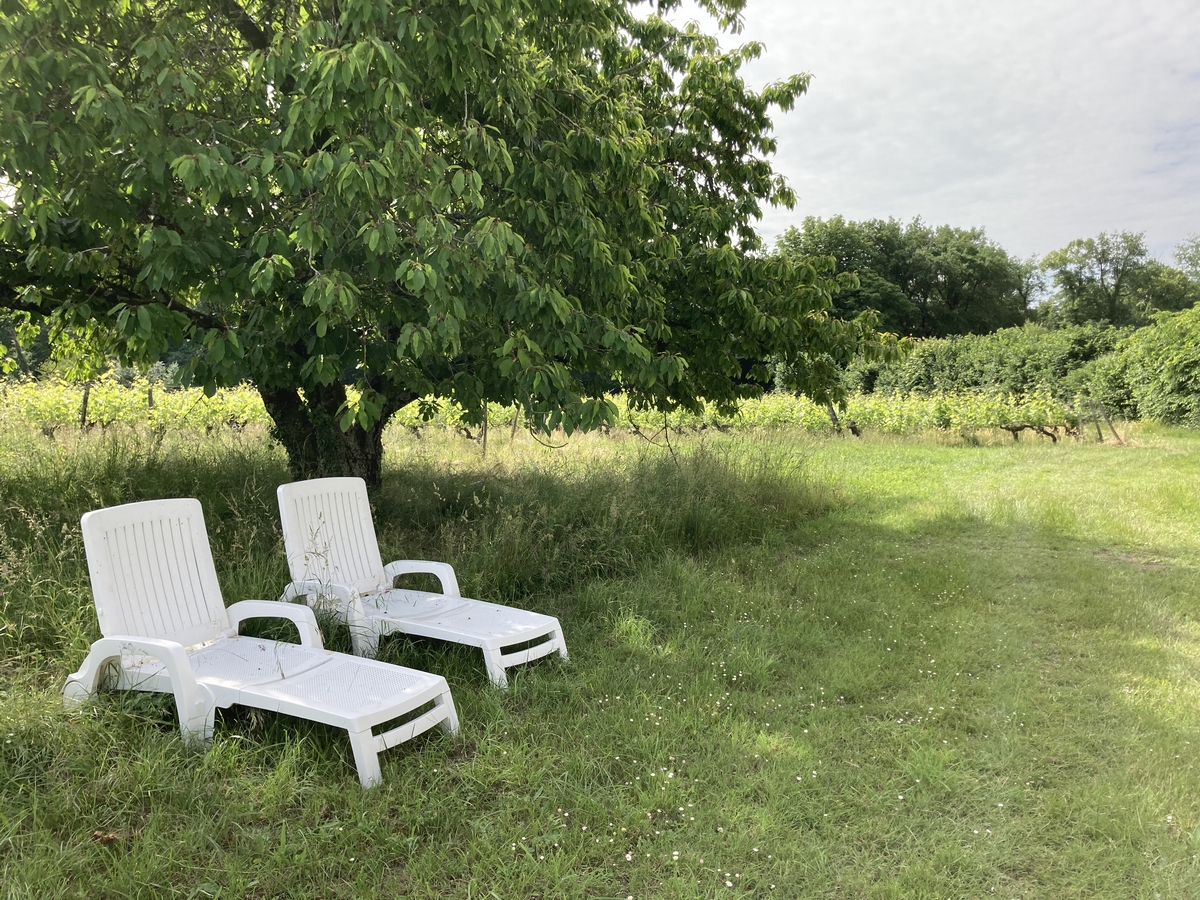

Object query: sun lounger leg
[347,728,383,788]
[437,690,461,735]
[482,648,509,689]
[63,649,115,709]
[63,638,216,746]
[349,621,380,658]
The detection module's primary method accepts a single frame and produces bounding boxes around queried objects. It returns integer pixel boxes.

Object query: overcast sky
[668,0,1200,261]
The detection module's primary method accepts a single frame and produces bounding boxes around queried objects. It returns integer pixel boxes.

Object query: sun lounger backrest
[80,498,231,647]
[277,477,387,594]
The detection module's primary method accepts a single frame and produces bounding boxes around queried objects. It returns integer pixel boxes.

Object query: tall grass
[378,435,825,603]
[0,419,829,667]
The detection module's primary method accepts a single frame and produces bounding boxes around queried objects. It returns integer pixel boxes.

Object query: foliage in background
[1,376,267,433]
[776,216,1036,337]
[849,323,1131,399]
[1176,233,1200,281]
[1038,231,1200,327]
[1107,306,1200,427]
[0,0,890,485]
[774,223,1199,341]
[849,309,1200,427]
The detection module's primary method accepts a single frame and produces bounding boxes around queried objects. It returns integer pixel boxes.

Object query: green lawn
[1,422,1197,898]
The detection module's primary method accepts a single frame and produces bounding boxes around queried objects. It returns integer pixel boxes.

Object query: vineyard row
[0,378,1085,436]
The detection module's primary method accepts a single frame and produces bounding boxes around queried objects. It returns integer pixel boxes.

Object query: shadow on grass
[0,428,834,665]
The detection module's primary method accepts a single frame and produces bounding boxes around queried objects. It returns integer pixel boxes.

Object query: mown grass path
[0,425,1197,898]
[788,430,1200,897]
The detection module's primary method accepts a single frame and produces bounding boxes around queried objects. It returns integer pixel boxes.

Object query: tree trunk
[258,382,411,487]
[3,321,31,375]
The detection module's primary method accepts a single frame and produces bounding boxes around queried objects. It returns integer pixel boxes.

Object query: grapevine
[1,379,1078,437]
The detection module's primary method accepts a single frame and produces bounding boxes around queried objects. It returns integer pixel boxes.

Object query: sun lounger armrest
[86,636,196,681]
[383,560,461,597]
[225,599,324,649]
[63,636,215,745]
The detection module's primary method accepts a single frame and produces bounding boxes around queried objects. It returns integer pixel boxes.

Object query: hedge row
[854,307,1200,426]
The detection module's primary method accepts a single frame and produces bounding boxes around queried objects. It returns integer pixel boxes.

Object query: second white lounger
[277,477,568,687]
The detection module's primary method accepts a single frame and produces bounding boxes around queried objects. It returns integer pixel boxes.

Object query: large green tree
[1173,233,1200,285]
[1040,231,1199,327]
[0,0,888,484]
[777,216,1031,338]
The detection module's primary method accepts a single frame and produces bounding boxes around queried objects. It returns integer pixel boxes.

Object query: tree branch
[91,280,229,332]
[216,0,271,51]
[0,286,46,317]
[1,277,229,333]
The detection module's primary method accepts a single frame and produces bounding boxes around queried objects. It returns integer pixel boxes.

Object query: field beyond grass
[1,421,1198,899]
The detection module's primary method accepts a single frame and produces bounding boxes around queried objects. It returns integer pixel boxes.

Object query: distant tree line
[777,217,1036,337]
[1040,232,1199,328]
[777,218,1200,337]
[775,218,1200,426]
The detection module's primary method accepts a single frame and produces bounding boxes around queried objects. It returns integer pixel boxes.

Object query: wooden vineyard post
[79,382,91,430]
[1086,397,1104,442]
[825,402,843,434]
[1095,399,1124,445]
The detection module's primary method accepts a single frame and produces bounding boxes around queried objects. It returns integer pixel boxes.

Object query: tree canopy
[1176,234,1200,281]
[1039,231,1199,327]
[0,0,890,483]
[776,216,1034,339]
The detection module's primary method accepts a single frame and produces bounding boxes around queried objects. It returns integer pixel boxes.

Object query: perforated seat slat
[254,660,427,711]
[372,590,558,635]
[189,638,328,684]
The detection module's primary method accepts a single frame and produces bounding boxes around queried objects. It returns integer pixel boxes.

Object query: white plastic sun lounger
[277,477,568,688]
[63,498,459,787]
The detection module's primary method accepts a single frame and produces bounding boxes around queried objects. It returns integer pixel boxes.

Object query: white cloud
[667,0,1200,259]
